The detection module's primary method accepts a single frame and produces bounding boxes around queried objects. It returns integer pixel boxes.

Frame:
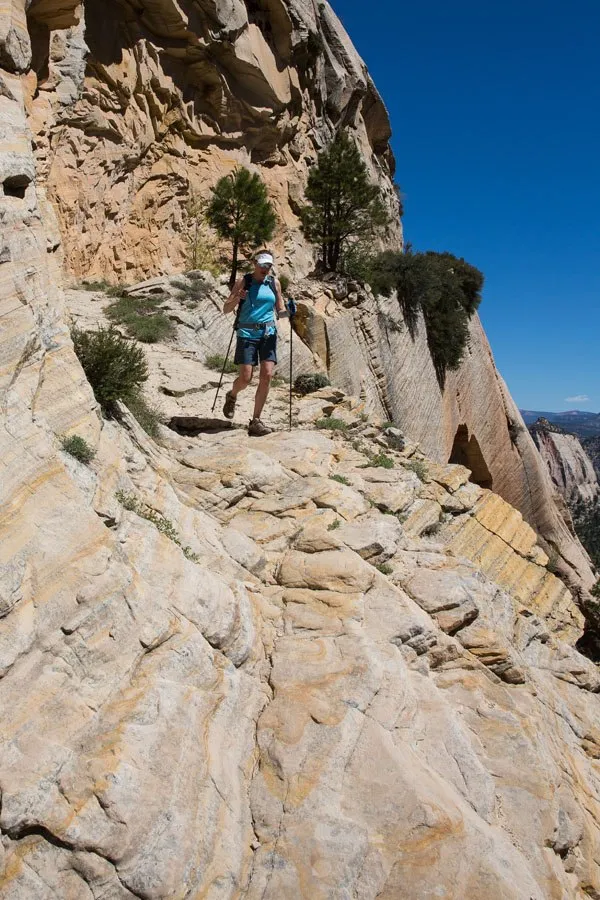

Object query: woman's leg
[230,364,254,397]
[253,360,275,419]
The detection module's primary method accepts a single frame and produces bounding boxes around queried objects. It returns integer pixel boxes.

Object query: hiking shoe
[223,390,237,420]
[248,417,273,437]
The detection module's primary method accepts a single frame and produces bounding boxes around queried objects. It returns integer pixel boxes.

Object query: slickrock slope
[4,348,600,897]
[281,277,597,591]
[23,0,401,281]
[530,418,600,507]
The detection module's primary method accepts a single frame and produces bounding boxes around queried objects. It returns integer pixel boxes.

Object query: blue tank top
[237,276,277,339]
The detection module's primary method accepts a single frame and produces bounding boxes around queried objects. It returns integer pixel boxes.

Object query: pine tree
[300,131,389,272]
[206,168,276,286]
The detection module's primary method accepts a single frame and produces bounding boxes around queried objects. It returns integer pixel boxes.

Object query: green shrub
[294,373,330,395]
[278,273,290,294]
[305,30,324,65]
[105,284,129,298]
[72,326,148,412]
[365,249,484,383]
[376,563,393,575]
[592,580,600,599]
[330,474,351,485]
[315,417,348,432]
[271,374,287,387]
[79,280,111,292]
[125,392,162,438]
[405,459,428,481]
[341,244,377,282]
[546,549,560,574]
[61,434,95,464]
[115,491,200,562]
[369,452,394,469]
[106,295,175,343]
[327,518,341,531]
[205,354,238,374]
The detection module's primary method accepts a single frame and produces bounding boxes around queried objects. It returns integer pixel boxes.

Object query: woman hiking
[222,250,287,436]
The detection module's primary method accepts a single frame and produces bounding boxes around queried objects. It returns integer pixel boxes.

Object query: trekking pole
[212,301,242,413]
[287,298,297,431]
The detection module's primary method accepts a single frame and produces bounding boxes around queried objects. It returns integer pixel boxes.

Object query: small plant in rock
[72,326,148,413]
[422,520,443,537]
[315,417,348,432]
[125,392,162,438]
[546,549,560,574]
[271,374,287,387]
[115,491,200,562]
[61,434,95,464]
[106,294,175,344]
[359,412,369,422]
[369,452,394,469]
[404,459,428,481]
[79,280,111,292]
[381,421,395,430]
[507,420,525,443]
[376,562,393,575]
[294,373,331,395]
[205,354,238,374]
[327,519,341,531]
[330,473,351,486]
[279,274,290,294]
[591,579,600,599]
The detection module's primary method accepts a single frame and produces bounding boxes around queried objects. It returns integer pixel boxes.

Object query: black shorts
[234,331,277,366]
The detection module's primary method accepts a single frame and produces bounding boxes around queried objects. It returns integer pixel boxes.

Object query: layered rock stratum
[3,1,600,897]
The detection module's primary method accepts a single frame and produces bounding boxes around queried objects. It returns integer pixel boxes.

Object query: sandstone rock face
[23,0,401,282]
[292,277,596,592]
[530,418,600,506]
[6,5,600,898]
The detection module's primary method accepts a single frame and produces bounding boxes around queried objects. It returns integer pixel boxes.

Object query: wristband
[277,310,289,319]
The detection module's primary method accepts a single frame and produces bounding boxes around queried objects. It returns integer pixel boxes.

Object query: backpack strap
[234,273,253,329]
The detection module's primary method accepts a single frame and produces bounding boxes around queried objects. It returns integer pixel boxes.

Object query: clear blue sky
[333,0,599,412]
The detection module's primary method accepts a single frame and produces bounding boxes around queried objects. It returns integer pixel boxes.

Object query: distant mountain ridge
[521,409,600,438]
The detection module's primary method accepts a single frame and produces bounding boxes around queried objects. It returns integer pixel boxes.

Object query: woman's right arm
[223,278,247,314]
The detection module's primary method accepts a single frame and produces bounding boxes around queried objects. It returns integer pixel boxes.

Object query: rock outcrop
[530,417,600,506]
[23,0,401,281]
[290,277,596,592]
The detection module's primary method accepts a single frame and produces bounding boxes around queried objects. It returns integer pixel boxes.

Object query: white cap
[256,252,274,266]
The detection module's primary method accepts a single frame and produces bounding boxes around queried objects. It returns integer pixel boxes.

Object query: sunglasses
[258,263,273,270]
